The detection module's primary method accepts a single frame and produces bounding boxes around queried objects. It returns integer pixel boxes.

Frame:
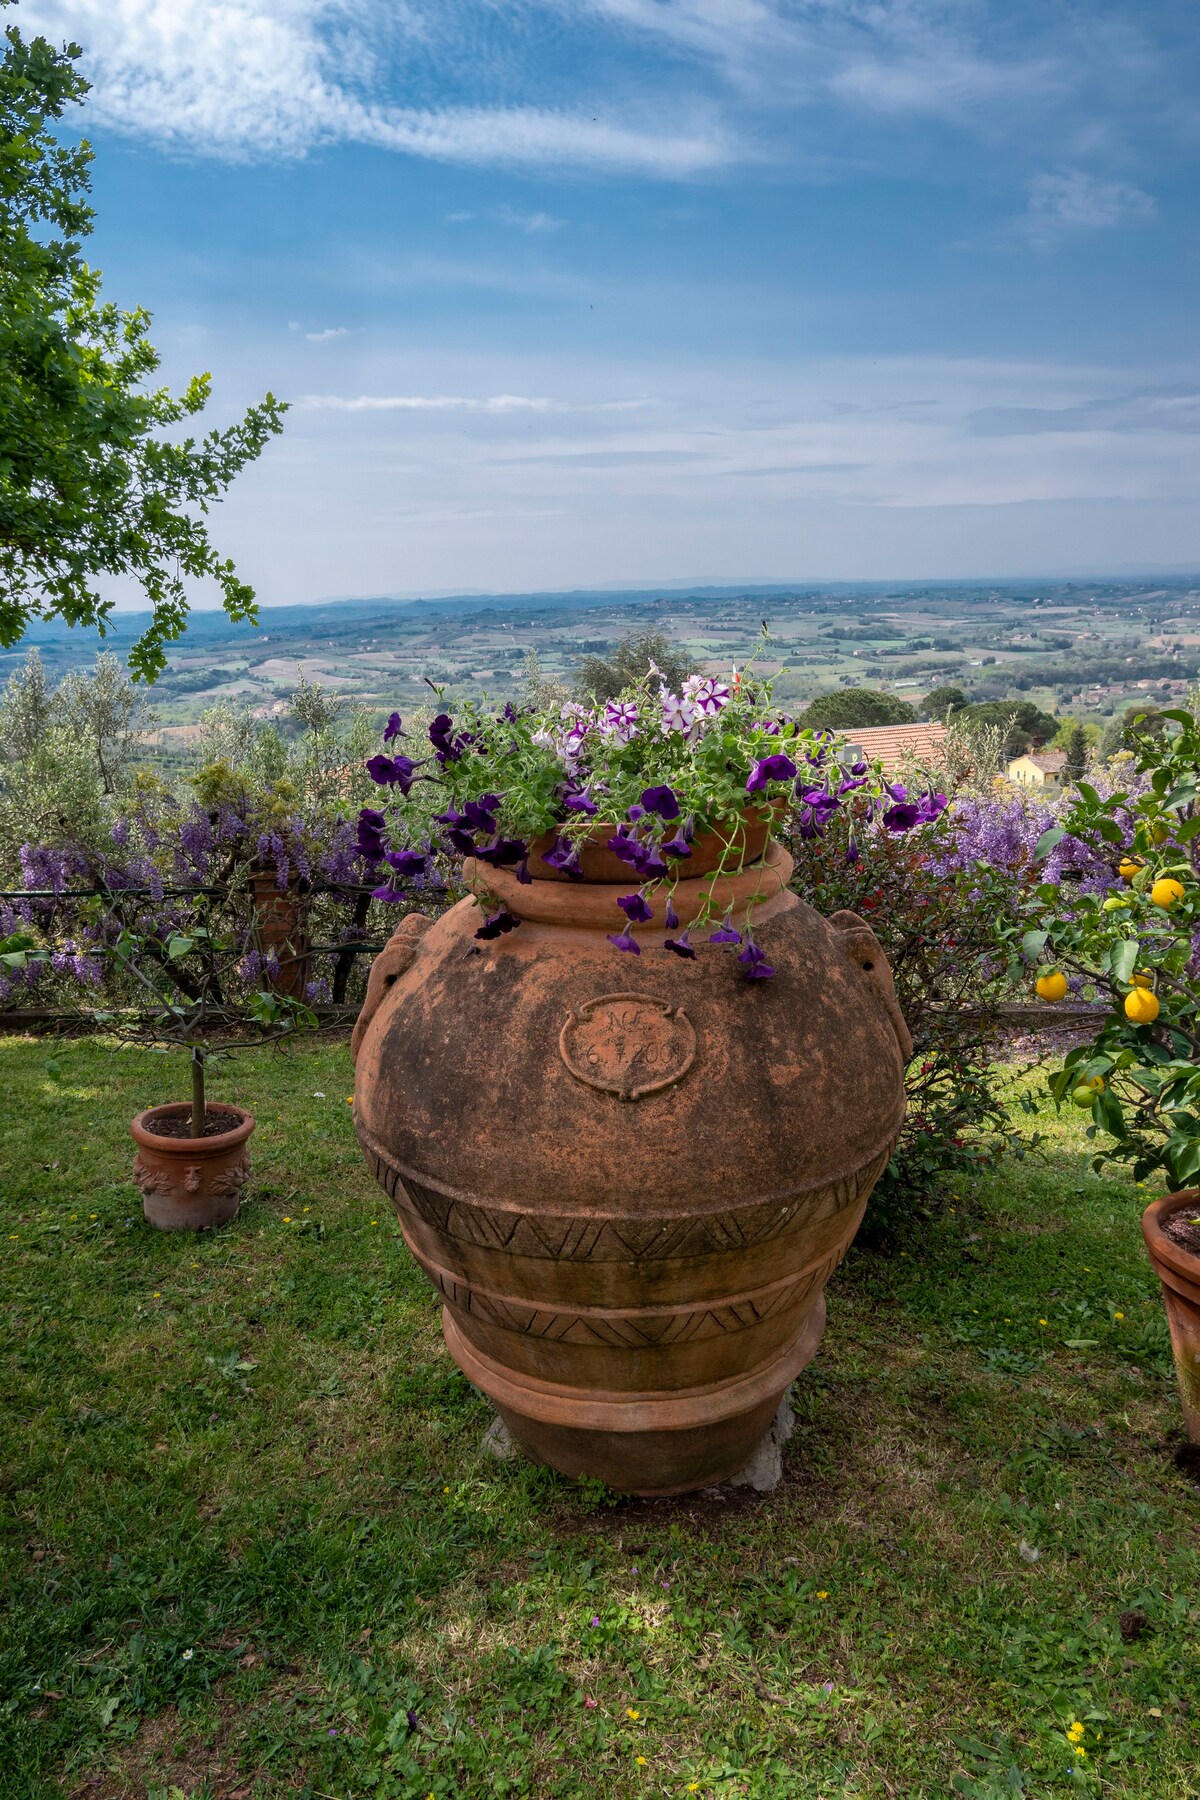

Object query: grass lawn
[1,1035,1198,1800]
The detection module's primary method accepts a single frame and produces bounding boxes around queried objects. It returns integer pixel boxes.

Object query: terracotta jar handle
[829,909,913,1062]
[351,913,431,1063]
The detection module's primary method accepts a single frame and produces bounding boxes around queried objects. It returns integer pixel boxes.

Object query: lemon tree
[1009,707,1200,1188]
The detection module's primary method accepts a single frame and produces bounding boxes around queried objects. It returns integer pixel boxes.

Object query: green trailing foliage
[0,3,286,679]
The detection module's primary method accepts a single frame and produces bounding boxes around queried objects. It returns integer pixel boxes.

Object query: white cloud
[497,206,567,233]
[304,326,350,342]
[1022,169,1156,241]
[300,393,565,412]
[298,391,659,417]
[18,0,731,172]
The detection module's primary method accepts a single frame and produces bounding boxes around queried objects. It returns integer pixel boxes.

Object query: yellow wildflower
[636,1755,647,1766]
[626,1708,640,1720]
[816,1589,828,1599]
[1115,1311,1125,1321]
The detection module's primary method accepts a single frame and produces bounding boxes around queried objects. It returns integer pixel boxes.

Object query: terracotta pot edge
[1142,1189,1200,1294]
[131,1103,256,1156]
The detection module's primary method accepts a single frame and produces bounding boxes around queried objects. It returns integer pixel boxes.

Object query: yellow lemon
[1150,877,1185,910]
[1071,1076,1105,1108]
[1131,969,1153,989]
[1119,857,1144,881]
[1125,987,1161,1024]
[1036,971,1068,1003]
[1102,895,1128,912]
[1148,821,1170,846]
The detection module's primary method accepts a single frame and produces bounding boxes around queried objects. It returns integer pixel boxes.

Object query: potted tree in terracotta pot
[348,675,945,1494]
[94,907,315,1231]
[1018,708,1200,1445]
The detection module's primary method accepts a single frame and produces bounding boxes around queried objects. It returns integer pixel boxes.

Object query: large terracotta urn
[352,841,910,1495]
[1142,1190,1200,1443]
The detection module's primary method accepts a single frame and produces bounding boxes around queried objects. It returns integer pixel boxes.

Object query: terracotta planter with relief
[1142,1190,1200,1443]
[130,1103,255,1231]
[250,863,310,999]
[352,841,910,1495]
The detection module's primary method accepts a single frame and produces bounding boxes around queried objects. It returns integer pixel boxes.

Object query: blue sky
[18,0,1200,605]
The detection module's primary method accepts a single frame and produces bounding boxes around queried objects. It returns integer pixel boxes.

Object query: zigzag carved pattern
[425,1244,845,1345]
[362,1138,891,1265]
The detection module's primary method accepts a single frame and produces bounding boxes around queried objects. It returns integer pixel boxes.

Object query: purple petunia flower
[640,784,680,820]
[747,753,797,793]
[563,788,599,816]
[429,712,469,766]
[709,911,742,946]
[660,690,699,739]
[617,892,653,924]
[475,908,521,940]
[383,711,404,742]
[472,836,527,868]
[542,836,584,878]
[662,833,692,860]
[882,800,922,833]
[607,927,641,954]
[738,940,775,979]
[385,848,429,880]
[664,930,696,959]
[356,808,388,862]
[366,753,420,793]
[600,700,639,744]
[664,895,680,930]
[608,832,648,871]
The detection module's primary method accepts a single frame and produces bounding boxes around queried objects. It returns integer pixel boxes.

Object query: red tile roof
[836,721,948,774]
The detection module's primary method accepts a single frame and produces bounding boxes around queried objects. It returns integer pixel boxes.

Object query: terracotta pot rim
[467,839,795,932]
[528,800,783,884]
[1142,1188,1200,1280]
[130,1102,256,1155]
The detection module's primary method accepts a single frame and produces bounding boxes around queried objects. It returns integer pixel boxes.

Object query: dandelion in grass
[816,1589,828,1600]
[626,1708,640,1720]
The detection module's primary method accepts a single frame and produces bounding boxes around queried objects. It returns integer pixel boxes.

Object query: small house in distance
[1008,749,1067,793]
[837,721,948,776]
